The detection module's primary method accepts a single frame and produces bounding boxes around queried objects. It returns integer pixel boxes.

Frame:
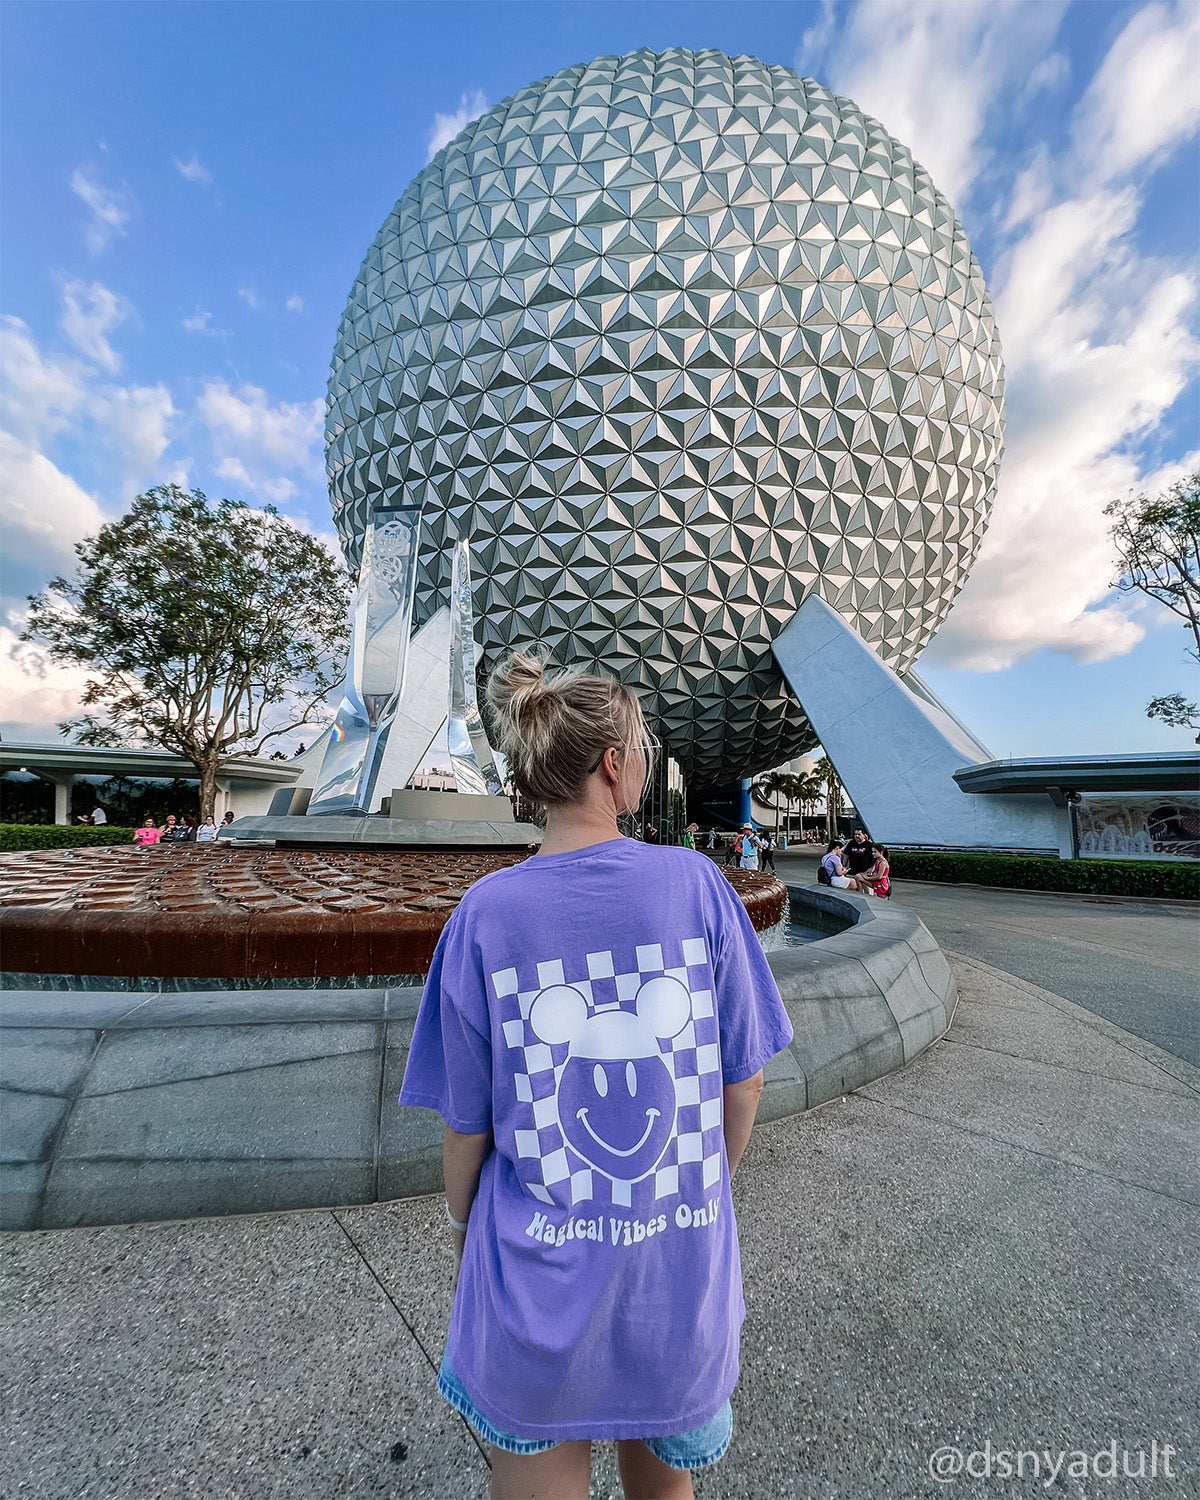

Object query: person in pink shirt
[132,817,161,847]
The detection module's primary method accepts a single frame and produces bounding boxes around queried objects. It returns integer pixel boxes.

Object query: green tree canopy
[1105,472,1200,661]
[1105,473,1200,742]
[23,485,350,815]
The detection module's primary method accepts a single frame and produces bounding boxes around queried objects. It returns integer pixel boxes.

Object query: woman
[818,839,852,888]
[852,843,890,898]
[132,817,160,847]
[196,816,219,844]
[400,653,792,1500]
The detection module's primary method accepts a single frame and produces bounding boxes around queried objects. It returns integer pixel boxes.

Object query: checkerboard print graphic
[490,935,725,1210]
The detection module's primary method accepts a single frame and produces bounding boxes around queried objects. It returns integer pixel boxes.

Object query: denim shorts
[437,1349,733,1469]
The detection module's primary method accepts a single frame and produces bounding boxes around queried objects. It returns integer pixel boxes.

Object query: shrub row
[889,849,1199,900]
[0,824,138,852]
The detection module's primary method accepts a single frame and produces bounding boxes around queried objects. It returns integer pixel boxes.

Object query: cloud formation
[808,0,1200,671]
[0,624,95,739]
[0,310,174,617]
[182,309,217,335]
[69,166,135,254]
[427,90,488,161]
[802,0,1068,209]
[0,432,105,599]
[196,380,323,501]
[173,153,213,186]
[59,280,130,373]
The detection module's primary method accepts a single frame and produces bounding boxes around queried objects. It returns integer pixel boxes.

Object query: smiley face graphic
[527,976,691,1182]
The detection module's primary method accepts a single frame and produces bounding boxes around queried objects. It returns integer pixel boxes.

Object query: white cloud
[92,383,175,478]
[182,309,216,335]
[215,456,298,504]
[173,153,213,186]
[797,0,838,68]
[0,317,88,447]
[0,625,95,739]
[236,286,262,311]
[0,313,174,509]
[59,280,130,373]
[811,0,1067,209]
[925,5,1200,671]
[928,224,1198,669]
[286,294,304,314]
[810,0,1200,673]
[197,380,323,499]
[0,434,106,605]
[1019,50,1070,104]
[427,90,488,162]
[69,167,135,254]
[1071,1,1200,184]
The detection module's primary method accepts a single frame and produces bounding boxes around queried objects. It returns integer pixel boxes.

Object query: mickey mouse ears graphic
[529,976,691,1061]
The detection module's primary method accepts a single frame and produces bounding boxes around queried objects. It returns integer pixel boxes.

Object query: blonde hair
[486,650,653,812]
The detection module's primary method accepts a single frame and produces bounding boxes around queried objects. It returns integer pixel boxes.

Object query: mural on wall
[1076,795,1200,861]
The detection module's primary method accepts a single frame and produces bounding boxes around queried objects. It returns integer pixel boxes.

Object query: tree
[1145,693,1200,744]
[1105,474,1200,741]
[797,771,824,837]
[814,755,844,843]
[24,485,350,816]
[753,770,787,831]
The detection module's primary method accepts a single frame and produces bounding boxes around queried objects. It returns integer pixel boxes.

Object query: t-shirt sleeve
[398,904,494,1134]
[708,870,794,1084]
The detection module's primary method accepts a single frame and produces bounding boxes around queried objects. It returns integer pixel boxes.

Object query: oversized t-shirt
[400,837,793,1441]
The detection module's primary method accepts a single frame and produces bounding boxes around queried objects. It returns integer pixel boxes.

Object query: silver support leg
[308,504,423,816]
[447,532,505,796]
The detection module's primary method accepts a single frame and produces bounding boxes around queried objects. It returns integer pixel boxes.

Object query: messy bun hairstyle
[487,651,652,812]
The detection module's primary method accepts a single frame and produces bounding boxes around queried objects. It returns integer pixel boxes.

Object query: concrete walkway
[770,849,1199,1064]
[4,947,1196,1499]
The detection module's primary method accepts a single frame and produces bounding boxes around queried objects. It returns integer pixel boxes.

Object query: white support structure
[292,606,452,814]
[773,596,1062,852]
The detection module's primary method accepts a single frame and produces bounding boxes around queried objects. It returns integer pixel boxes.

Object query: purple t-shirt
[400,837,793,1441]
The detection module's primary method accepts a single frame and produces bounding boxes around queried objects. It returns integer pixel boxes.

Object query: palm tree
[778,772,799,839]
[796,771,823,839]
[814,756,844,843]
[754,771,787,832]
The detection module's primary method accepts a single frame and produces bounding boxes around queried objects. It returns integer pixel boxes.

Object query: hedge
[888,849,1199,900]
[0,824,138,852]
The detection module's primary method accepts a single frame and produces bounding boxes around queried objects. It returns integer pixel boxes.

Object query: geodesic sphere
[327,47,1004,789]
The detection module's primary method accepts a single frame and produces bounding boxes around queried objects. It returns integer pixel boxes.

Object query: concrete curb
[759,885,957,1121]
[1,888,954,1231]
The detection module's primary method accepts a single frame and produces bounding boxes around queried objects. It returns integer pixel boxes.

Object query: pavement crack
[935,1035,1200,1101]
[849,1090,1200,1209]
[329,1209,491,1469]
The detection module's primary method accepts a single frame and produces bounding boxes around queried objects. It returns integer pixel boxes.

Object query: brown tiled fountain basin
[0,845,789,982]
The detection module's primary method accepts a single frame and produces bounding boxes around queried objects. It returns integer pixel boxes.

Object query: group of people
[721,825,776,872]
[132,812,232,846]
[819,828,891,898]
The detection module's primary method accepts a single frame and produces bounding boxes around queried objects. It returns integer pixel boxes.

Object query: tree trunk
[197,756,221,821]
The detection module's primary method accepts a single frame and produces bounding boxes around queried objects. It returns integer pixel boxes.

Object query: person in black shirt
[844,827,875,877]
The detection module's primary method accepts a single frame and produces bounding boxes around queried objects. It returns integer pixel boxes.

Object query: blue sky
[2,0,1197,760]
